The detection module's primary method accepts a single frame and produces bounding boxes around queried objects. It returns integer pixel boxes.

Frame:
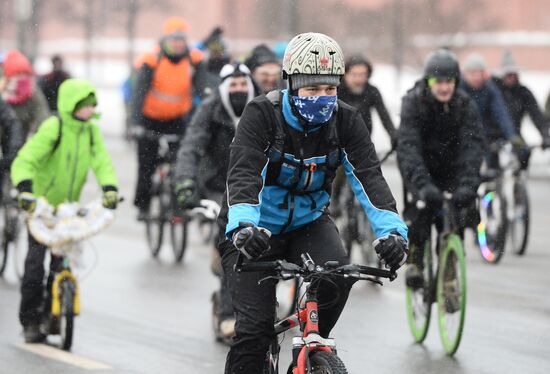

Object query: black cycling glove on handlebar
[419,183,443,208]
[452,186,477,208]
[232,222,271,260]
[373,232,408,270]
[175,179,200,209]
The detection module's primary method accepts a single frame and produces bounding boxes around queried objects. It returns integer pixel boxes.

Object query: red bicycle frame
[273,292,336,374]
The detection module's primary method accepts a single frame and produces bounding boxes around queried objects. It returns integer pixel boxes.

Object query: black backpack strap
[322,107,342,190]
[50,114,95,157]
[52,113,63,153]
[265,90,287,185]
[89,126,95,155]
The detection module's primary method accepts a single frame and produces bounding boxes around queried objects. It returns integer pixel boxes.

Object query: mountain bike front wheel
[511,182,529,256]
[0,207,8,276]
[477,190,507,264]
[437,234,466,356]
[405,241,433,343]
[309,351,348,374]
[170,216,188,263]
[0,240,7,276]
[59,280,75,351]
[146,193,164,257]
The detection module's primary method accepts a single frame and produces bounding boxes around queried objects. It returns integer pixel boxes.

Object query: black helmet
[423,49,460,80]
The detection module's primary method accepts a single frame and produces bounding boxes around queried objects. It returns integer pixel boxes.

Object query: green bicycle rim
[405,241,433,343]
[437,234,467,356]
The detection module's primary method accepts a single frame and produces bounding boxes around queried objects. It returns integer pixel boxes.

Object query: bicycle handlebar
[190,199,220,221]
[416,191,453,210]
[234,252,397,282]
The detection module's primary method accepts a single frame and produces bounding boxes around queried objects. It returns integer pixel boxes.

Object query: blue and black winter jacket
[459,79,516,141]
[219,89,407,240]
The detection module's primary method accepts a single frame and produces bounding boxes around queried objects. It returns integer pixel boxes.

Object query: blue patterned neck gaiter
[291,95,337,125]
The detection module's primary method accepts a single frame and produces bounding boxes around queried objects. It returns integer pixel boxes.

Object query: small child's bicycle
[27,198,116,350]
[235,252,396,373]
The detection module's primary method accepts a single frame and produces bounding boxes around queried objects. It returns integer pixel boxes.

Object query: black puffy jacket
[338,82,396,140]
[493,77,550,139]
[397,80,484,196]
[174,91,237,194]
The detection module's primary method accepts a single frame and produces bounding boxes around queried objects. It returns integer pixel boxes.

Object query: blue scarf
[282,90,337,132]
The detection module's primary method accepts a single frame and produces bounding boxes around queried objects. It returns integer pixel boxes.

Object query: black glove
[452,186,477,208]
[232,222,271,260]
[373,232,408,270]
[175,179,200,209]
[419,183,443,208]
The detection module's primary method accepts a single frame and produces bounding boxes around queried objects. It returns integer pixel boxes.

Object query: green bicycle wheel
[405,241,433,343]
[437,233,466,356]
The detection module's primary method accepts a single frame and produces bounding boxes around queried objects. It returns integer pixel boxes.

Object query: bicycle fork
[291,300,336,374]
[51,270,80,316]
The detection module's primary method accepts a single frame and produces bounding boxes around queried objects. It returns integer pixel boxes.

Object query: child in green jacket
[11,78,119,342]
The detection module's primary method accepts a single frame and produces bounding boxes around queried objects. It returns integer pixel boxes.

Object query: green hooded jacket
[11,79,118,206]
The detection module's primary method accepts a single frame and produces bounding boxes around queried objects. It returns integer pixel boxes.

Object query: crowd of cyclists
[1,15,550,372]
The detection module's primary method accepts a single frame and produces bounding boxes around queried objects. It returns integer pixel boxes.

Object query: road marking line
[17,343,112,370]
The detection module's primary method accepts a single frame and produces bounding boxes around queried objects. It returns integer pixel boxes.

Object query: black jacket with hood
[493,77,550,139]
[397,80,485,196]
[338,81,396,141]
[175,78,256,194]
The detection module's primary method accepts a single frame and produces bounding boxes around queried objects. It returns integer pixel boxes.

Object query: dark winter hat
[290,73,341,90]
[423,48,460,80]
[73,93,97,112]
[345,55,373,77]
[51,54,63,64]
[244,44,280,72]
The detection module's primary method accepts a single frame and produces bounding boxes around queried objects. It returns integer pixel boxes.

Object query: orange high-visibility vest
[140,49,203,121]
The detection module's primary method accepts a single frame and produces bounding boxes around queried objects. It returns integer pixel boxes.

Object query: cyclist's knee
[225,336,271,374]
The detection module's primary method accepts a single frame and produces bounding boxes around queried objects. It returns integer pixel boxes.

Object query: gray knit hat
[500,49,519,75]
[290,74,341,90]
[463,53,487,72]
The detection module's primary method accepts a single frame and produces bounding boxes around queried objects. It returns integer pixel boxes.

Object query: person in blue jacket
[460,53,524,169]
[216,32,409,373]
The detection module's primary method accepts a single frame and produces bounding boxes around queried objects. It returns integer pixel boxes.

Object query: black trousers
[220,214,351,374]
[134,132,183,210]
[403,201,478,265]
[19,232,62,327]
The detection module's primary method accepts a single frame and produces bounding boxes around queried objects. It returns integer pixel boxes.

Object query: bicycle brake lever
[366,276,384,286]
[257,275,280,285]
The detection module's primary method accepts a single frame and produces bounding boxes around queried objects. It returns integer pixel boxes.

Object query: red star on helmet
[320,56,329,67]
